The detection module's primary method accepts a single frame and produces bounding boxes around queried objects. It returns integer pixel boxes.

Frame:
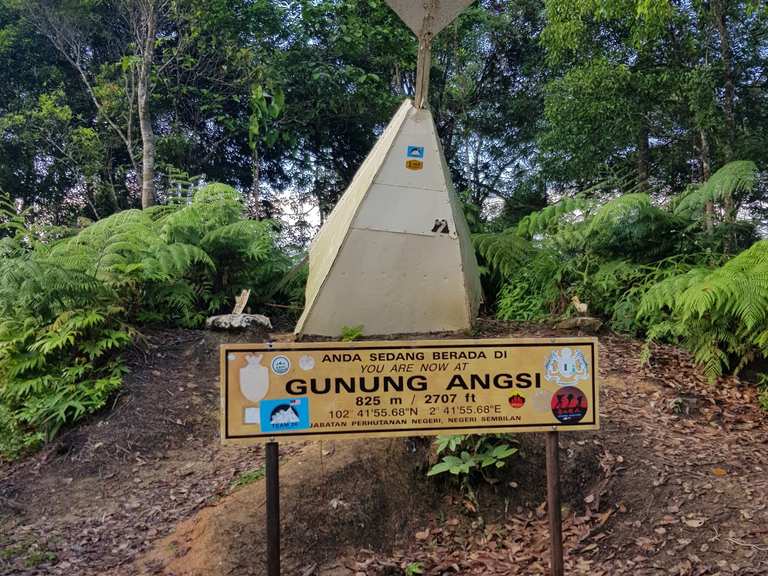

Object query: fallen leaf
[635,536,655,551]
[415,529,430,541]
[712,467,728,477]
[684,518,706,528]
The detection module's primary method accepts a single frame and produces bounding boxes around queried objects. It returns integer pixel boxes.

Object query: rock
[555,316,603,333]
[205,314,272,332]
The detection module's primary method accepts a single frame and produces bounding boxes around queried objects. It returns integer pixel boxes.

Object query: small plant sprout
[405,561,425,576]
[340,325,364,342]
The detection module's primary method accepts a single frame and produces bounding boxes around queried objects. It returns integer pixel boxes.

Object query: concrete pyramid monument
[295,1,481,337]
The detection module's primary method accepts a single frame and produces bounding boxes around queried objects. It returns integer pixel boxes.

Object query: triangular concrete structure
[295,99,482,336]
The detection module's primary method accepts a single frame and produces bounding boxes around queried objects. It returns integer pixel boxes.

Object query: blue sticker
[259,398,310,433]
[406,146,425,159]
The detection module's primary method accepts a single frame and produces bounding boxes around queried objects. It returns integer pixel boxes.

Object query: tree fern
[586,193,652,233]
[476,158,764,384]
[0,183,292,457]
[639,241,768,378]
[674,160,758,215]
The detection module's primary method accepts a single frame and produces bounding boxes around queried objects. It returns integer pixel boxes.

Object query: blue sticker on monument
[406,146,425,159]
[259,398,310,433]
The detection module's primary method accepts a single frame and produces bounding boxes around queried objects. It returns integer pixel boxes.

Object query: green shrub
[428,434,518,483]
[638,240,768,379]
[476,161,765,382]
[0,404,43,459]
[0,184,295,457]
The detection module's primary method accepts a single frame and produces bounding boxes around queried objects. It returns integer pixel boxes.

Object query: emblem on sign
[406,145,425,170]
[551,387,588,423]
[544,348,589,386]
[299,355,315,371]
[271,355,291,375]
[240,355,270,403]
[260,398,310,433]
[508,394,526,409]
[406,145,425,159]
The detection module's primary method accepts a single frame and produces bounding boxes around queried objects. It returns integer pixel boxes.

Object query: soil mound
[137,438,435,576]
[135,434,606,576]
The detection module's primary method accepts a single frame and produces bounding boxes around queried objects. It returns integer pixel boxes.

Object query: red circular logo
[508,394,526,409]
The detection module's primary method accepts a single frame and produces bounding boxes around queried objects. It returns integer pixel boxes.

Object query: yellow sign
[405,159,424,170]
[220,337,599,444]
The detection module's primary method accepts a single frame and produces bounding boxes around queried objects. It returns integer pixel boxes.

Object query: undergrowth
[0,185,300,459]
[476,161,767,382]
[428,434,518,485]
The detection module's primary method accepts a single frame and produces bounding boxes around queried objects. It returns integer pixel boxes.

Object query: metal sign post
[546,431,564,576]
[266,441,280,576]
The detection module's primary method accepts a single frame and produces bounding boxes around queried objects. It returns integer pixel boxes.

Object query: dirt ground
[1,320,767,576]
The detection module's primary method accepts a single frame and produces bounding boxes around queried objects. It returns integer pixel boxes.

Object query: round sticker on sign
[551,386,588,424]
[270,355,291,375]
[299,355,315,371]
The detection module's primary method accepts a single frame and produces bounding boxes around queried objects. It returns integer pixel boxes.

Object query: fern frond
[200,220,274,261]
[516,196,591,238]
[473,231,535,279]
[674,161,758,215]
[586,193,652,234]
[142,243,215,280]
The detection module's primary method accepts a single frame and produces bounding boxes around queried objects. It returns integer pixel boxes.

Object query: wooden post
[266,441,280,576]
[414,0,436,109]
[546,431,564,576]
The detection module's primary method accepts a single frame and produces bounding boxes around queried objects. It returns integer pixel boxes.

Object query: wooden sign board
[220,337,599,443]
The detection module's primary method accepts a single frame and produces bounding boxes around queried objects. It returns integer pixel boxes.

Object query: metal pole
[546,431,564,576]
[266,441,280,576]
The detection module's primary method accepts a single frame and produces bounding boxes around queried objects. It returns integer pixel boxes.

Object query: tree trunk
[700,129,714,231]
[637,124,651,191]
[713,0,736,160]
[250,147,261,219]
[137,72,155,208]
[135,1,158,209]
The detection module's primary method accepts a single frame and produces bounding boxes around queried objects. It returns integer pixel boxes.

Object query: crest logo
[544,348,589,386]
[271,355,291,375]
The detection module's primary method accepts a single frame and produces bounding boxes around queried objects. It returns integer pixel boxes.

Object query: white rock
[205,314,272,331]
